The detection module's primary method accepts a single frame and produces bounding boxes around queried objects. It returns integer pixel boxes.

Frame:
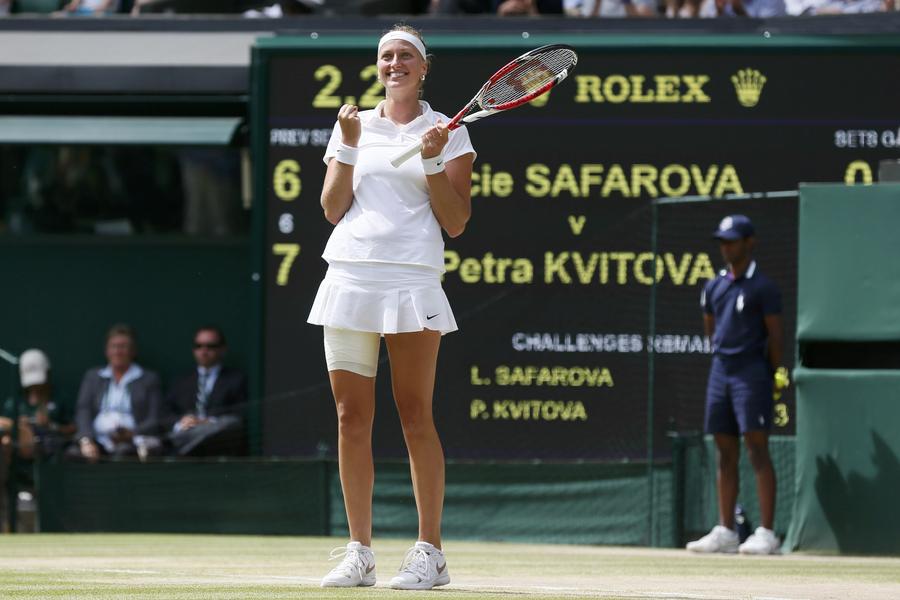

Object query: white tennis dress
[307,100,476,336]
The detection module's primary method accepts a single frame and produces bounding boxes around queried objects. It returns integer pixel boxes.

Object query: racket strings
[481,48,575,108]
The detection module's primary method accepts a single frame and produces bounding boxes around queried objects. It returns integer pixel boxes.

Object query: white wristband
[335,143,358,166]
[421,154,445,176]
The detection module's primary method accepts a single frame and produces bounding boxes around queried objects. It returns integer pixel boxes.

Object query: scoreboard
[251,34,899,459]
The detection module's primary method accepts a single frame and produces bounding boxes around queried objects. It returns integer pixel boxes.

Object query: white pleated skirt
[307,261,458,335]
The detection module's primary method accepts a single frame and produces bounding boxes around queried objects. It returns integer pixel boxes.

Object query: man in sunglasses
[166,326,248,456]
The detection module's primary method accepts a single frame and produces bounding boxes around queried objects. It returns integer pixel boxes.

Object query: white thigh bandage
[323,326,381,378]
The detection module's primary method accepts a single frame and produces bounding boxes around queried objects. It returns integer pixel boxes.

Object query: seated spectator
[496,0,563,14]
[430,0,491,12]
[165,326,247,457]
[243,0,318,16]
[497,0,539,13]
[564,0,656,16]
[70,324,163,462]
[713,0,786,16]
[60,0,120,15]
[1,349,74,532]
[664,0,701,16]
[796,0,887,12]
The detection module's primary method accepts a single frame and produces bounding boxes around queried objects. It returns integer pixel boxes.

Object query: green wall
[787,183,900,555]
[0,237,251,415]
[332,461,674,547]
[797,184,900,341]
[37,459,674,547]
[38,459,329,535]
[785,369,900,554]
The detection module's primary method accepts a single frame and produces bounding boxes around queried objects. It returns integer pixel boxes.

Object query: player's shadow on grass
[814,431,900,554]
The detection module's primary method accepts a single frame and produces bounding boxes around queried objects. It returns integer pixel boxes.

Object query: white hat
[19,349,50,387]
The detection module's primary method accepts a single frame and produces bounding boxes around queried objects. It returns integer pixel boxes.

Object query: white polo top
[322,100,476,272]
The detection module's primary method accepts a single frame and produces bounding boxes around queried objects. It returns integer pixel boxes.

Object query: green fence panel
[784,369,900,555]
[329,461,674,547]
[37,459,329,535]
[36,459,673,545]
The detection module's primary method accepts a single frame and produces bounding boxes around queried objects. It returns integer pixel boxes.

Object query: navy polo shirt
[701,261,782,363]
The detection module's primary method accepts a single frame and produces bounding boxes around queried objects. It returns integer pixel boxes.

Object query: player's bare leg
[329,369,376,547]
[384,329,449,589]
[385,330,445,549]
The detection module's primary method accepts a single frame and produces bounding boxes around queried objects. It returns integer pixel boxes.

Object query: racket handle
[390,141,423,168]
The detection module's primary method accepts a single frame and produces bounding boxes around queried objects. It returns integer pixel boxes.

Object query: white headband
[377,31,427,61]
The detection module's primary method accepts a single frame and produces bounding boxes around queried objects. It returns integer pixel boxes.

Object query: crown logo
[731,68,766,108]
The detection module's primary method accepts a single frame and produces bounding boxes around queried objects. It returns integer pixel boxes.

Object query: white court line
[395,582,809,600]
[63,568,162,575]
[457,586,733,600]
[54,570,812,600]
[263,575,321,583]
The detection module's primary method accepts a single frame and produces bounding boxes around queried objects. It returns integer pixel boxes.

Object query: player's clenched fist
[337,104,361,147]
[420,120,449,159]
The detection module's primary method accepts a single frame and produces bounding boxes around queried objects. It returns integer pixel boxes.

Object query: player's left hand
[420,120,449,159]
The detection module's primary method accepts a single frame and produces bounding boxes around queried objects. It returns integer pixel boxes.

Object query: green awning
[0,116,243,146]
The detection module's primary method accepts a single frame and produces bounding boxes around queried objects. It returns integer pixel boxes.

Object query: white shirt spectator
[564,0,656,16]
[780,0,889,14]
[92,364,142,452]
[715,0,787,16]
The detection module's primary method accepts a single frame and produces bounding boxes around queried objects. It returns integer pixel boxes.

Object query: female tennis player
[309,25,475,590]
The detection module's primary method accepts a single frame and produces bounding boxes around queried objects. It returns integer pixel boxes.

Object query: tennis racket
[389,44,578,168]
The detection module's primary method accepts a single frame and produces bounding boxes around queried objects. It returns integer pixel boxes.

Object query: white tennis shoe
[320,541,376,587]
[389,541,450,590]
[739,527,781,555]
[686,525,740,553]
